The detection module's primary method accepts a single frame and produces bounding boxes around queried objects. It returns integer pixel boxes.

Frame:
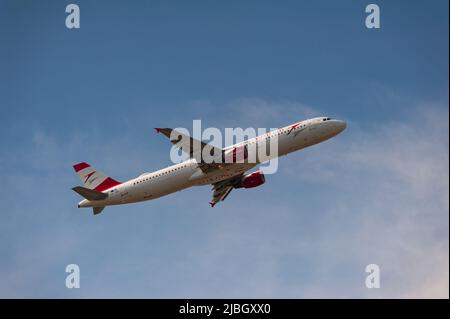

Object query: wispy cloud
[0,99,448,298]
[280,103,449,298]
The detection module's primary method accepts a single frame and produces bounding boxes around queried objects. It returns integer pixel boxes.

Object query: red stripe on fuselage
[73,162,90,172]
[94,178,121,192]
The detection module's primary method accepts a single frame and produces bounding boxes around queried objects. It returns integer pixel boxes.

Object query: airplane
[72,117,346,214]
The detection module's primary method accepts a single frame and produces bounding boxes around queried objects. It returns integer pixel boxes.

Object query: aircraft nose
[336,120,347,132]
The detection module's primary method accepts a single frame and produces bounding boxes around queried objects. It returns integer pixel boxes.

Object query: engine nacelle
[237,171,266,189]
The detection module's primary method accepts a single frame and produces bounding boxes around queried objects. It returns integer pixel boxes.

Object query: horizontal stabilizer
[72,186,108,201]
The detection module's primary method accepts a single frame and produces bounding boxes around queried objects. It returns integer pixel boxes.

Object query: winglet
[209,201,216,208]
[154,128,162,133]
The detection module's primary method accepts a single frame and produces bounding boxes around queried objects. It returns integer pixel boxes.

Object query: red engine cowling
[238,171,266,188]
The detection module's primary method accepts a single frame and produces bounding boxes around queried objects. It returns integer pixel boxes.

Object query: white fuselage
[78,117,346,208]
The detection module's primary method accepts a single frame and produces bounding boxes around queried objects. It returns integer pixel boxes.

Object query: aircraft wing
[155,128,222,163]
[209,174,244,207]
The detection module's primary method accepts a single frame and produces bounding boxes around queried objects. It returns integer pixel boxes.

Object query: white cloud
[280,104,449,298]
[0,98,447,298]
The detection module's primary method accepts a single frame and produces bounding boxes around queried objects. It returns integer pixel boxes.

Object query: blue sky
[0,0,448,298]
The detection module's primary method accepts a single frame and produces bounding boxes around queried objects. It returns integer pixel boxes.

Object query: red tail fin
[73,162,121,191]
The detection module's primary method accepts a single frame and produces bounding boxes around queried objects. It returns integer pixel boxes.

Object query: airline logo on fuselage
[287,122,308,137]
[287,123,301,135]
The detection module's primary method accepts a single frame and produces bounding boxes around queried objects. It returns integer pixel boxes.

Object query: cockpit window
[323,117,332,121]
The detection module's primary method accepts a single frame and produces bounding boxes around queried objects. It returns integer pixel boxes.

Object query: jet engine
[236,171,266,189]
